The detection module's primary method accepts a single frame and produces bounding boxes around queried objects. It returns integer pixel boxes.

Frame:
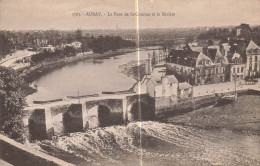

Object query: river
[26,48,156,103]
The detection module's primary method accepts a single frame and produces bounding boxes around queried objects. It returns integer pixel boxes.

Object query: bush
[0,66,25,143]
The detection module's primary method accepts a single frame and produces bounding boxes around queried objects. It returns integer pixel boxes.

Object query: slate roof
[168,50,200,67]
[237,24,251,30]
[206,48,218,62]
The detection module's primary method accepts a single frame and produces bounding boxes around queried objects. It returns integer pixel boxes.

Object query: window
[241,67,244,73]
[216,68,218,74]
[206,70,209,75]
[233,67,235,73]
[237,29,241,36]
[237,67,239,73]
[255,56,258,62]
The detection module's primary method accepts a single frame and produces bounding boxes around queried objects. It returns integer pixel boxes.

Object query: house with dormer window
[166,48,229,86]
[246,40,260,77]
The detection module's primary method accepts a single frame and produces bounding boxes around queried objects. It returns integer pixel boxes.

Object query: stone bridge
[27,93,155,140]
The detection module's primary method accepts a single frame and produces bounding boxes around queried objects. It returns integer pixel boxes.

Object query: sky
[0,0,260,30]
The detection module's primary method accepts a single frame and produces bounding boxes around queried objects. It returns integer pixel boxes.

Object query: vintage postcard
[0,0,260,165]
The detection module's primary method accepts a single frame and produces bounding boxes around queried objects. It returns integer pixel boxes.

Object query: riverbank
[118,60,146,81]
[18,47,136,84]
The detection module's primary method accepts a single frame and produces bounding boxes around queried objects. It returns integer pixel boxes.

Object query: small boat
[214,92,237,106]
[214,73,239,106]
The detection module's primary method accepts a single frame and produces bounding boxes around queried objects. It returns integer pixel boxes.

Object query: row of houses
[165,40,260,86]
[141,39,260,109]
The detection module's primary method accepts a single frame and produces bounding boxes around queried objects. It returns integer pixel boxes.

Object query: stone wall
[154,89,254,119]
[0,134,74,166]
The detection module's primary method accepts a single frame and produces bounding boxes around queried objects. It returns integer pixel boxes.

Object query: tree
[0,34,12,58]
[75,29,82,41]
[0,66,25,142]
[63,46,76,56]
[208,39,214,46]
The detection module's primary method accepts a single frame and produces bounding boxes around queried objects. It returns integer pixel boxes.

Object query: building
[188,42,198,47]
[71,41,82,49]
[230,52,246,82]
[146,75,179,99]
[196,49,228,85]
[246,40,260,77]
[166,49,229,86]
[38,45,55,53]
[235,23,251,38]
[62,41,82,49]
[146,73,193,108]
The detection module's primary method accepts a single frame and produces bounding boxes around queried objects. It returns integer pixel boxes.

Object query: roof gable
[246,40,259,50]
[215,50,228,64]
[196,52,212,66]
[179,82,192,89]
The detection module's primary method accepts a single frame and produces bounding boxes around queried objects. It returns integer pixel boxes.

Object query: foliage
[88,35,135,54]
[0,66,25,142]
[0,33,13,58]
[31,49,72,64]
[63,46,77,56]
[163,40,174,50]
[198,28,231,40]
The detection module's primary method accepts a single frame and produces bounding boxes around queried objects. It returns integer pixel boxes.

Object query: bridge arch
[127,101,152,121]
[84,104,112,128]
[63,104,83,133]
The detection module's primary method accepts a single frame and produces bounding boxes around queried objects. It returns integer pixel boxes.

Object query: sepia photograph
[0,0,260,165]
